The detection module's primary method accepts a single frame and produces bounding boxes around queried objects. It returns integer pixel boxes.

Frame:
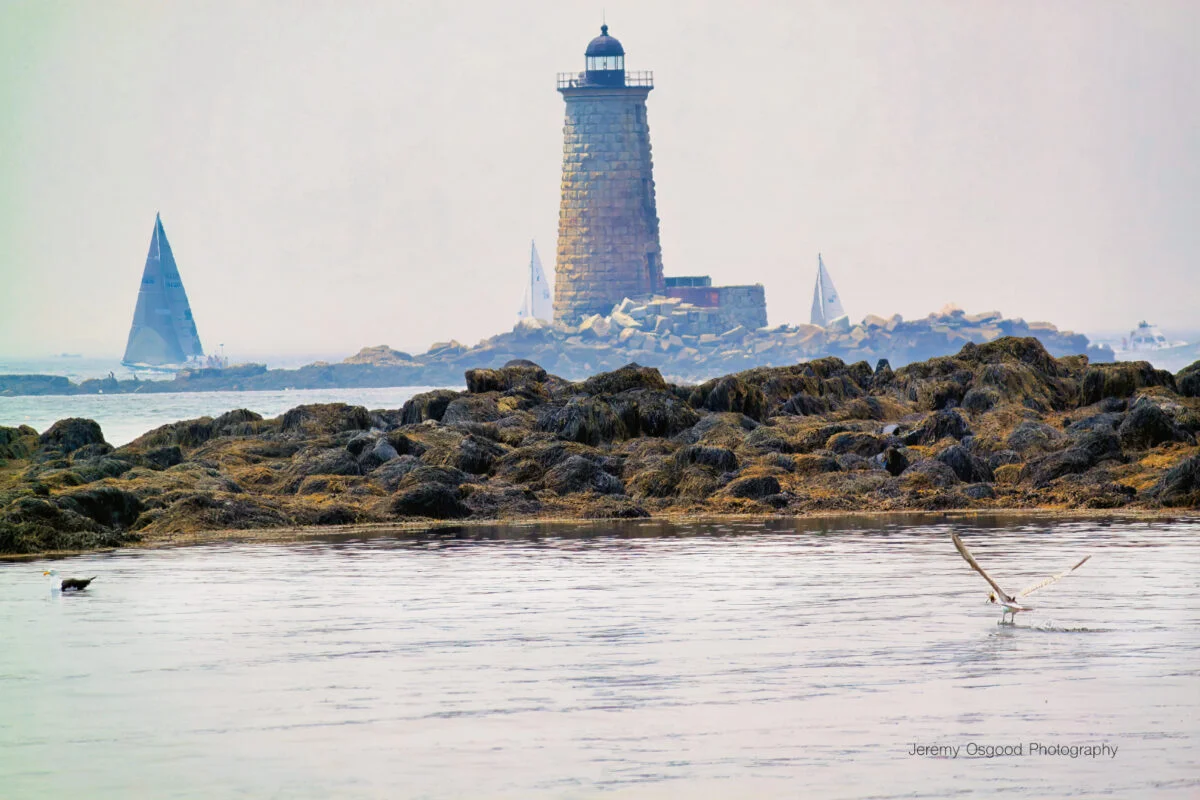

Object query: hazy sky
[2,0,1196,360]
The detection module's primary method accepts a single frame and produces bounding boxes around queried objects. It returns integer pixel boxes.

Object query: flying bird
[951,532,1090,623]
[43,569,96,592]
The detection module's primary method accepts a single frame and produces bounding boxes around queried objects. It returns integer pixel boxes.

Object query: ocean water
[0,386,440,446]
[1,517,1197,798]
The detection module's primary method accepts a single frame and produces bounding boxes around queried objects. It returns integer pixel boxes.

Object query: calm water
[0,386,438,446]
[1,517,1198,799]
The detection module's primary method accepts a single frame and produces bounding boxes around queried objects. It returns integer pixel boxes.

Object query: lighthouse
[553,25,664,324]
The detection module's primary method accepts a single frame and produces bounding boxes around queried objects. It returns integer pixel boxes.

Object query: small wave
[1023,622,1111,633]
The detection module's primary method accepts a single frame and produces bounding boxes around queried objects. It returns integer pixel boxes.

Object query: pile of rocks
[4,337,1198,556]
[0,306,1117,398]
[411,303,1114,384]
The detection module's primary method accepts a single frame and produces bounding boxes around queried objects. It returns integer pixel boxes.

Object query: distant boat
[1115,321,1190,359]
[516,240,553,323]
[122,213,205,370]
[810,253,848,328]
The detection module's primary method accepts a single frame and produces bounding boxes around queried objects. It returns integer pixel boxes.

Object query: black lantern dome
[585,25,625,57]
[584,25,625,86]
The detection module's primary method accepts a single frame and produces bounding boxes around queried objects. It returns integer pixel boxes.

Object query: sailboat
[516,240,553,323]
[122,213,205,370]
[810,253,848,328]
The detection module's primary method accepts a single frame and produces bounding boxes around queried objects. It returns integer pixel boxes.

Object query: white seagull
[951,532,1091,624]
[43,568,96,593]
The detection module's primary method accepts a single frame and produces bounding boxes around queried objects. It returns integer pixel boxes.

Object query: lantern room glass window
[586,55,624,72]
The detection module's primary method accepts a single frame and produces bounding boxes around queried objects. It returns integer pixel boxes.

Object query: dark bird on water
[43,568,96,592]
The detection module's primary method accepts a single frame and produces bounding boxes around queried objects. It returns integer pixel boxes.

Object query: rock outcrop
[2,337,1197,555]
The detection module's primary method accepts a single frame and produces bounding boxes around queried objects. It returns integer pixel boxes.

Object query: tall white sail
[123,213,204,366]
[517,240,553,323]
[810,253,847,327]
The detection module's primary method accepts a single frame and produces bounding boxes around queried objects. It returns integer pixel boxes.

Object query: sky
[1,0,1197,360]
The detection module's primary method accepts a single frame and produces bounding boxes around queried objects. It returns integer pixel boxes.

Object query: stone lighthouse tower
[554,25,664,324]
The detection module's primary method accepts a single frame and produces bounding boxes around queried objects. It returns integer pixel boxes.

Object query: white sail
[123,213,204,367]
[517,240,553,323]
[810,253,846,327]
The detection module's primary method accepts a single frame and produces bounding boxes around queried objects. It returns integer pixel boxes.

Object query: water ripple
[1,515,1197,799]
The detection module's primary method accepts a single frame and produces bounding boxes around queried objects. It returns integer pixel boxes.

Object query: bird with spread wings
[951,532,1090,623]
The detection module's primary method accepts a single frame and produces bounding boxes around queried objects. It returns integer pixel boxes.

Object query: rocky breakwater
[0,307,1117,397]
[411,302,1115,384]
[2,338,1197,556]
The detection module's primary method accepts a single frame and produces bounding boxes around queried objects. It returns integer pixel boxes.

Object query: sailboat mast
[817,252,824,309]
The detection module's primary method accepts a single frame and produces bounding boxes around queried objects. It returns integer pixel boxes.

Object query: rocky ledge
[2,338,1198,556]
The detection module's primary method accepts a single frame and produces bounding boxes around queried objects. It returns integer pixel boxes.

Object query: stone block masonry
[715,285,768,331]
[554,86,664,323]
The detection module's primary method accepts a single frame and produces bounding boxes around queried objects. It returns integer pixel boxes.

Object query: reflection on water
[1,516,1198,799]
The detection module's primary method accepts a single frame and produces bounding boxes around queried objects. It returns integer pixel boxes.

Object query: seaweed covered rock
[129,408,267,450]
[935,445,993,483]
[465,363,547,394]
[436,434,506,475]
[280,404,372,437]
[442,394,504,426]
[69,456,135,484]
[1118,402,1192,451]
[384,431,427,457]
[688,376,768,421]
[872,447,909,477]
[606,390,699,438]
[1020,448,1096,486]
[368,455,424,492]
[543,455,624,495]
[1149,455,1200,507]
[580,363,668,396]
[56,486,145,528]
[462,484,542,518]
[1178,361,1200,398]
[724,475,781,499]
[1073,428,1123,463]
[959,336,1063,376]
[390,483,470,519]
[536,397,626,446]
[141,494,291,533]
[354,437,399,470]
[5,335,1197,555]
[288,447,362,480]
[826,431,888,458]
[143,445,184,470]
[902,459,961,488]
[960,387,999,413]
[491,440,596,484]
[741,426,793,454]
[1080,361,1176,405]
[674,445,739,472]
[1007,421,1067,454]
[0,425,37,460]
[903,409,972,446]
[396,465,470,489]
[581,496,651,519]
[38,418,106,455]
[400,389,460,425]
[0,496,136,554]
